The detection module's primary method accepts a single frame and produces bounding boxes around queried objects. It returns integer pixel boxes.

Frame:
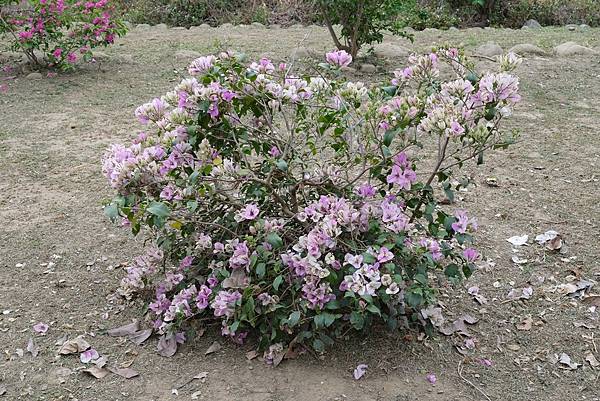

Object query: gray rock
[554,41,596,57]
[171,26,187,31]
[155,23,168,30]
[580,24,590,30]
[340,66,357,74]
[372,43,410,59]
[522,19,542,29]
[136,23,151,30]
[476,42,503,57]
[290,46,319,60]
[200,23,211,28]
[251,22,264,28]
[359,63,376,73]
[26,72,42,80]
[508,43,548,56]
[566,24,577,31]
[220,23,233,29]
[175,49,201,60]
[449,26,459,31]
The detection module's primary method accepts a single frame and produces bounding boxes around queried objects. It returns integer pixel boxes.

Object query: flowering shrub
[102,48,521,356]
[0,0,126,70]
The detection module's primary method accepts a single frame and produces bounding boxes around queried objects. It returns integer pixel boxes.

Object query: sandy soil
[1,24,599,401]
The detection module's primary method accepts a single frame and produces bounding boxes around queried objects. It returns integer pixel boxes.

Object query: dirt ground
[1,24,599,401]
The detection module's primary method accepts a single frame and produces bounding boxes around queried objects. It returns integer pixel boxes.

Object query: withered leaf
[0,385,6,396]
[83,366,110,379]
[108,366,139,379]
[107,321,140,337]
[129,329,152,346]
[157,335,177,357]
[516,316,533,331]
[58,336,90,355]
[582,295,600,307]
[245,350,259,360]
[205,341,221,356]
[26,338,39,357]
[585,352,600,368]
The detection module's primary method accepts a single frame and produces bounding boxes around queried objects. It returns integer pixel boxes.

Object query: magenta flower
[33,322,49,334]
[325,50,352,67]
[463,248,479,262]
[52,48,63,59]
[426,372,437,384]
[237,203,259,221]
[18,31,33,40]
[80,348,99,363]
[66,53,77,63]
[269,146,281,158]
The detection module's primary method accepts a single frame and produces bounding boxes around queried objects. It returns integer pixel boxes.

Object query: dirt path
[1,25,599,400]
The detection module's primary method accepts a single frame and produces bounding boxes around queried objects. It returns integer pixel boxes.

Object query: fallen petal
[426,373,437,384]
[33,323,49,335]
[353,364,368,380]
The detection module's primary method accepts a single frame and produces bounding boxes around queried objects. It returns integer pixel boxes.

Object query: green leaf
[104,203,119,222]
[444,263,460,279]
[272,275,283,291]
[256,262,266,279]
[312,338,325,353]
[147,201,170,218]
[350,311,364,330]
[366,304,381,316]
[287,311,301,328]
[383,129,397,147]
[275,159,288,171]
[266,232,283,249]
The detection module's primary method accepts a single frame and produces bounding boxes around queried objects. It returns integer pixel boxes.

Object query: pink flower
[18,31,33,40]
[268,146,281,157]
[80,348,99,363]
[353,364,368,380]
[0,84,7,94]
[53,48,63,59]
[67,53,77,63]
[237,203,259,221]
[325,50,352,67]
[426,373,437,384]
[33,322,49,334]
[463,248,479,262]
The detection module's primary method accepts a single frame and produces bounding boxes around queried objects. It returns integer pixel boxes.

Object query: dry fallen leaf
[157,335,177,358]
[535,230,559,244]
[585,352,599,368]
[204,341,221,356]
[129,329,152,346]
[546,235,563,251]
[558,353,581,370]
[108,367,139,379]
[507,235,529,246]
[0,385,6,396]
[83,366,110,379]
[516,316,533,331]
[58,336,90,355]
[511,256,528,265]
[26,338,39,357]
[245,350,259,360]
[191,390,202,400]
[107,321,140,337]
[573,322,597,329]
[582,295,600,307]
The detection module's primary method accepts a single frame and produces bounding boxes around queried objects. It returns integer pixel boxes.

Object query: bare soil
[1,25,599,401]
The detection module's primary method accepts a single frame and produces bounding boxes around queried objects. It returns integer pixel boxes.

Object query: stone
[476,42,503,57]
[566,24,577,31]
[372,43,410,59]
[136,23,151,30]
[522,19,542,29]
[251,22,264,28]
[290,46,319,59]
[200,23,211,28]
[449,26,459,31]
[580,24,590,30]
[359,63,376,73]
[171,26,187,31]
[508,43,548,56]
[554,42,596,57]
[26,72,42,80]
[155,23,168,30]
[175,50,201,60]
[220,23,233,29]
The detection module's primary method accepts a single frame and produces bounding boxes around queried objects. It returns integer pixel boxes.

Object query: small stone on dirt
[154,23,168,30]
[554,42,596,57]
[26,72,42,80]
[360,63,376,73]
[477,42,503,57]
[290,47,318,60]
[175,50,201,60]
[508,44,548,56]
[522,19,542,29]
[135,23,151,30]
[372,43,409,60]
